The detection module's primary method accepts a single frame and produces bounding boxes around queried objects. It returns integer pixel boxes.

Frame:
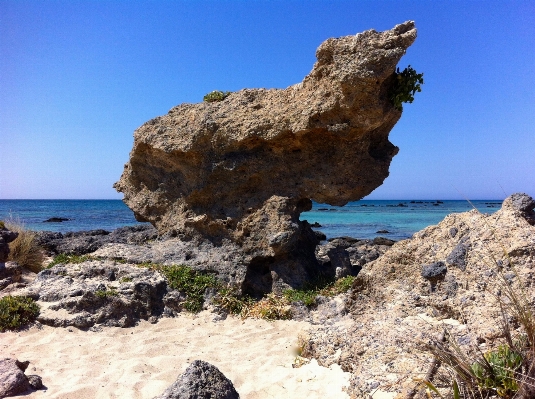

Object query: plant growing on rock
[0,296,40,332]
[203,90,232,102]
[47,253,95,268]
[389,65,424,111]
[143,263,219,313]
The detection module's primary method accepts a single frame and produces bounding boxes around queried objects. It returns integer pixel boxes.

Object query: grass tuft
[5,220,45,273]
[0,295,40,332]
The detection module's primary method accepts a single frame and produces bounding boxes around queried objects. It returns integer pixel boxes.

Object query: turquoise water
[301,200,502,240]
[0,199,502,239]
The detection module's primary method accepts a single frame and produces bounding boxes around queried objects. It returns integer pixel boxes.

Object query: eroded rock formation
[115,21,417,294]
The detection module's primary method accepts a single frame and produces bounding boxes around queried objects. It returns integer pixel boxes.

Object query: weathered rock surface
[115,22,417,295]
[153,360,239,399]
[35,224,157,256]
[0,262,22,291]
[0,227,18,268]
[16,260,172,328]
[0,358,43,397]
[300,193,535,398]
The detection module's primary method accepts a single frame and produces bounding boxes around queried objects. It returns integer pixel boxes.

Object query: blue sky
[1,0,534,200]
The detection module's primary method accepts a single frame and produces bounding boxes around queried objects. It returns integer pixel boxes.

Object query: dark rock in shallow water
[376,230,390,234]
[311,222,322,228]
[372,237,396,246]
[43,217,70,223]
[154,360,239,399]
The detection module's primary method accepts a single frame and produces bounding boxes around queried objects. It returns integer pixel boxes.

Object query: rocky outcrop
[115,22,417,295]
[300,193,535,398]
[18,260,170,328]
[0,227,18,269]
[0,358,43,398]
[35,224,158,256]
[153,360,239,399]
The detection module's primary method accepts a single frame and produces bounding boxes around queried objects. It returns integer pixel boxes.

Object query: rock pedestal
[115,22,417,295]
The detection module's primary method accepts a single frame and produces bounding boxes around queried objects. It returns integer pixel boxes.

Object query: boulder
[18,260,170,328]
[153,360,239,399]
[115,22,418,295]
[0,358,43,397]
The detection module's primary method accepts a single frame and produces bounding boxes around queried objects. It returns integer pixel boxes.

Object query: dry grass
[5,219,45,273]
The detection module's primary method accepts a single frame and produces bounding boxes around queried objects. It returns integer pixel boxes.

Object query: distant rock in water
[115,22,418,296]
[43,217,70,223]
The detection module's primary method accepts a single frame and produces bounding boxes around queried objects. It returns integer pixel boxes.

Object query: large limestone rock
[115,22,417,295]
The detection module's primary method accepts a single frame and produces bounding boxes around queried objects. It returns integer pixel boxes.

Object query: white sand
[1,312,350,398]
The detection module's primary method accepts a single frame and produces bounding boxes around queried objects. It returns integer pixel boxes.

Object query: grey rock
[421,261,447,280]
[503,193,535,225]
[0,358,31,397]
[372,237,396,246]
[0,228,19,264]
[446,237,470,271]
[154,360,239,399]
[35,224,157,255]
[27,375,43,390]
[20,260,168,328]
[449,227,458,238]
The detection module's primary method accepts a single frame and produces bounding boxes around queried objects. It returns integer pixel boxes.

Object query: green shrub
[0,296,40,332]
[47,254,94,268]
[284,275,356,307]
[213,286,255,316]
[389,65,424,111]
[95,288,118,298]
[0,220,5,229]
[119,276,132,283]
[203,90,232,103]
[144,264,219,313]
[471,345,522,397]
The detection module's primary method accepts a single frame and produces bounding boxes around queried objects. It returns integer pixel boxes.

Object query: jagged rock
[17,260,170,328]
[153,360,239,399]
[115,22,417,295]
[0,358,42,397]
[299,193,535,398]
[0,228,18,268]
[35,224,157,255]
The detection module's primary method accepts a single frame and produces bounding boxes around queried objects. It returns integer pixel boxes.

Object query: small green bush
[471,345,522,397]
[47,254,94,268]
[0,220,5,229]
[203,90,232,103]
[284,275,356,307]
[389,65,424,111]
[213,286,255,316]
[144,264,219,313]
[119,276,132,283]
[95,288,118,298]
[0,296,40,332]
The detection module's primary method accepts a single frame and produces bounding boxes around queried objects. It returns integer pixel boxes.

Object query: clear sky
[1,0,534,200]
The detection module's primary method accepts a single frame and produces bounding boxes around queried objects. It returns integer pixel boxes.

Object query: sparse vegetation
[0,295,40,332]
[5,220,45,273]
[95,288,119,298]
[203,90,232,102]
[142,263,219,313]
[47,254,95,268]
[416,233,535,398]
[0,220,5,229]
[119,276,132,283]
[389,65,424,111]
[284,275,356,307]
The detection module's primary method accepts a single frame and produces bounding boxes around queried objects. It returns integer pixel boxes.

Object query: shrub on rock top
[203,90,232,102]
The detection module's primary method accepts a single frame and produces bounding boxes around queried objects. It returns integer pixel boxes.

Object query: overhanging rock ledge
[114,21,417,296]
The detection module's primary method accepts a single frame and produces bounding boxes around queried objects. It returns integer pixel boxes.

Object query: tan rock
[115,22,418,295]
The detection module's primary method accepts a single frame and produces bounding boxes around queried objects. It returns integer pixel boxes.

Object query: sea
[0,199,502,241]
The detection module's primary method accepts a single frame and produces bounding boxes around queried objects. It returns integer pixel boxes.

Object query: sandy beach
[1,311,350,398]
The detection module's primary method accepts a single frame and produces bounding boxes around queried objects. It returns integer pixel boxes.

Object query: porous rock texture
[115,21,417,295]
[0,358,43,398]
[300,193,535,398]
[153,360,240,399]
